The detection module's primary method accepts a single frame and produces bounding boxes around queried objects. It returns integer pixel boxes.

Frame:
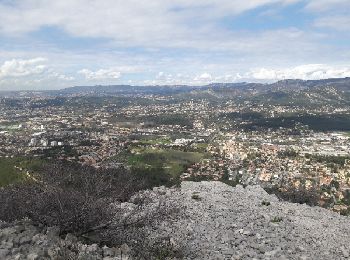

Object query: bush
[271,216,283,223]
[131,166,180,188]
[191,192,201,201]
[0,161,147,235]
[95,194,186,258]
[340,208,350,216]
[261,200,271,206]
[0,159,186,258]
[265,185,320,206]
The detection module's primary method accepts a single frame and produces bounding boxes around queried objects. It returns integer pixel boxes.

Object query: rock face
[1,181,350,259]
[0,221,130,260]
[137,181,350,259]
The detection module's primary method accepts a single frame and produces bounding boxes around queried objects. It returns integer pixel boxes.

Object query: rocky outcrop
[0,221,130,260]
[1,181,350,259]
[134,181,350,259]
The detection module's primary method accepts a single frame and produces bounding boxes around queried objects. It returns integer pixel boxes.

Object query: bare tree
[0,160,185,259]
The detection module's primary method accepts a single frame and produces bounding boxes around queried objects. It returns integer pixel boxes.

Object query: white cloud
[247,64,350,81]
[194,73,212,82]
[0,57,47,78]
[0,1,349,89]
[0,57,75,90]
[147,64,350,85]
[314,15,350,31]
[1,0,346,90]
[305,0,350,33]
[305,0,350,12]
[47,71,75,81]
[149,71,241,85]
[78,68,122,80]
[214,73,244,82]
[0,0,304,50]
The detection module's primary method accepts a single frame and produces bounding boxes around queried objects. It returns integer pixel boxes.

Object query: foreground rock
[0,221,130,260]
[1,181,350,259]
[133,181,350,259]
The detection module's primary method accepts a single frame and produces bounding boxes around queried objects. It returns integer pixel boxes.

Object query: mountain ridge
[58,77,350,96]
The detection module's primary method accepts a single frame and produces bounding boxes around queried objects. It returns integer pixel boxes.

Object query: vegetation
[305,155,350,167]
[193,143,209,153]
[142,114,193,128]
[266,184,320,207]
[128,148,204,177]
[271,216,283,223]
[223,112,350,131]
[40,146,79,158]
[0,160,183,258]
[0,157,44,187]
[191,192,201,201]
[261,200,271,206]
[254,114,350,131]
[223,111,264,121]
[130,166,178,188]
[220,171,241,187]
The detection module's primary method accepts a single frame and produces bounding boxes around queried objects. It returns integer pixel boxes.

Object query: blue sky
[0,0,349,90]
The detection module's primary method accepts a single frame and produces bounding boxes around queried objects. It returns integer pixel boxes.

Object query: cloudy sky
[0,0,350,90]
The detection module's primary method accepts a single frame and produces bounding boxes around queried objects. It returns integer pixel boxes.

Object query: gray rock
[27,253,39,260]
[65,233,78,243]
[340,246,349,258]
[0,249,9,258]
[1,181,350,260]
[102,246,115,257]
[19,235,31,244]
[1,241,13,249]
[47,247,60,259]
[46,226,60,240]
[13,253,24,260]
[130,181,350,260]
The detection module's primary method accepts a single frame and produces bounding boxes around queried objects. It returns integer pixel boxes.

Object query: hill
[59,77,350,94]
[2,78,350,105]
[59,84,199,95]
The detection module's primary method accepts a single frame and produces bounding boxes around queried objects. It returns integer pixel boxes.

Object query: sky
[0,0,350,90]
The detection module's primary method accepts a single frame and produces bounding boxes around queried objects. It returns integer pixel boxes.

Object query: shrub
[271,216,283,223]
[265,184,320,207]
[261,200,271,206]
[96,195,186,258]
[0,160,184,258]
[131,166,178,189]
[191,192,201,200]
[0,161,148,235]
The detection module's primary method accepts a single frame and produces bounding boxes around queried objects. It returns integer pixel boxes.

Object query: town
[1,86,350,216]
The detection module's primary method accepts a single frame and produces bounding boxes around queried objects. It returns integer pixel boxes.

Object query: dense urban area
[1,78,350,217]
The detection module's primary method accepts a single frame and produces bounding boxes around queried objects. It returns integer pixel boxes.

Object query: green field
[128,148,204,176]
[0,157,44,187]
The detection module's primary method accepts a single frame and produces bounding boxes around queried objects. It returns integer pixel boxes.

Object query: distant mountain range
[59,84,198,95]
[1,78,350,101]
[58,77,350,107]
[59,77,350,95]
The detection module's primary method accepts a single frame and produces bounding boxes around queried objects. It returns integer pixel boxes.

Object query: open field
[128,148,205,176]
[0,157,44,187]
